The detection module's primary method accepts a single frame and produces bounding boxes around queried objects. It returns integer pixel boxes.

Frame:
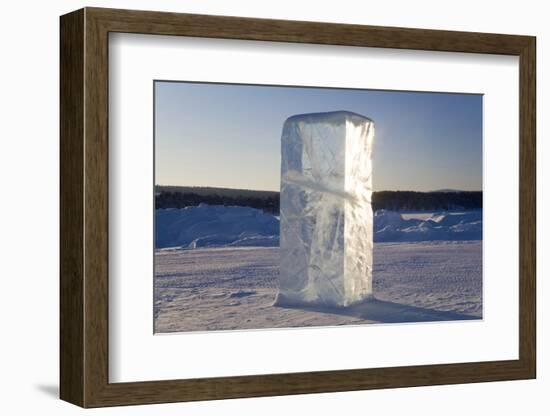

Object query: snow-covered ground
[154,205,482,332]
[154,241,482,333]
[155,205,482,249]
[156,204,279,249]
[374,209,482,242]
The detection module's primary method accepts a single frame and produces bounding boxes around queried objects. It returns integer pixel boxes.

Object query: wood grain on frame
[60,8,85,406]
[60,7,536,408]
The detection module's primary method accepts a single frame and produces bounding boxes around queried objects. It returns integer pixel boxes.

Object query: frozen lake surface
[154,241,482,333]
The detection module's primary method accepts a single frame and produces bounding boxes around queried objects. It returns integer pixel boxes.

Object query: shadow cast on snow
[276,297,479,324]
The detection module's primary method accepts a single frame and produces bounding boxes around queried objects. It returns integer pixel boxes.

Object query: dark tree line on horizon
[155,189,482,214]
[373,191,482,211]
[156,191,281,213]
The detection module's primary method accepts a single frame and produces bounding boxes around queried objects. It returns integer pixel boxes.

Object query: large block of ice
[276,111,374,307]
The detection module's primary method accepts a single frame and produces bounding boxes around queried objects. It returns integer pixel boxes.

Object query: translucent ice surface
[276,111,374,307]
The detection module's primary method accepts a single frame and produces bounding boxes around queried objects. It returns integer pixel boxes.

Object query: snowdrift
[156,204,280,249]
[374,209,482,242]
[156,205,482,249]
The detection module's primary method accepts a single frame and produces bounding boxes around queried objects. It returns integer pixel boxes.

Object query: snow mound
[156,204,279,249]
[374,210,482,242]
[155,205,482,249]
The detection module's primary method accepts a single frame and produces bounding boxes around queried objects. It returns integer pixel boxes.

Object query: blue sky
[155,81,482,192]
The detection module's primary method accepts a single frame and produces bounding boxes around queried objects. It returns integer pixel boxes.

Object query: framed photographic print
[60,7,536,408]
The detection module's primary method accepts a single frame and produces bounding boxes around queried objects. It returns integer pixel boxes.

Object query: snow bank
[155,205,482,249]
[156,204,279,249]
[374,209,482,242]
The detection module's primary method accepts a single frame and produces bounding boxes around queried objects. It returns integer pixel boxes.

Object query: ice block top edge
[284,111,373,126]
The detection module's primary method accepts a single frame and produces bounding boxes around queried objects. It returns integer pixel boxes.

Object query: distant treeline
[155,186,482,213]
[372,191,482,211]
[156,189,280,214]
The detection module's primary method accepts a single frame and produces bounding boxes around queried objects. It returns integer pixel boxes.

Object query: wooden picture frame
[60,7,536,408]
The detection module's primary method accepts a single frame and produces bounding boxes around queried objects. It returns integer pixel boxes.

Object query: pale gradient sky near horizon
[155,81,482,192]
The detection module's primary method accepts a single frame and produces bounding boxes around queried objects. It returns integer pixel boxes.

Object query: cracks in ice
[277,111,375,307]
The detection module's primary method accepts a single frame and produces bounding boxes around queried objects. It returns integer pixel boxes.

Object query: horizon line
[155,184,483,193]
